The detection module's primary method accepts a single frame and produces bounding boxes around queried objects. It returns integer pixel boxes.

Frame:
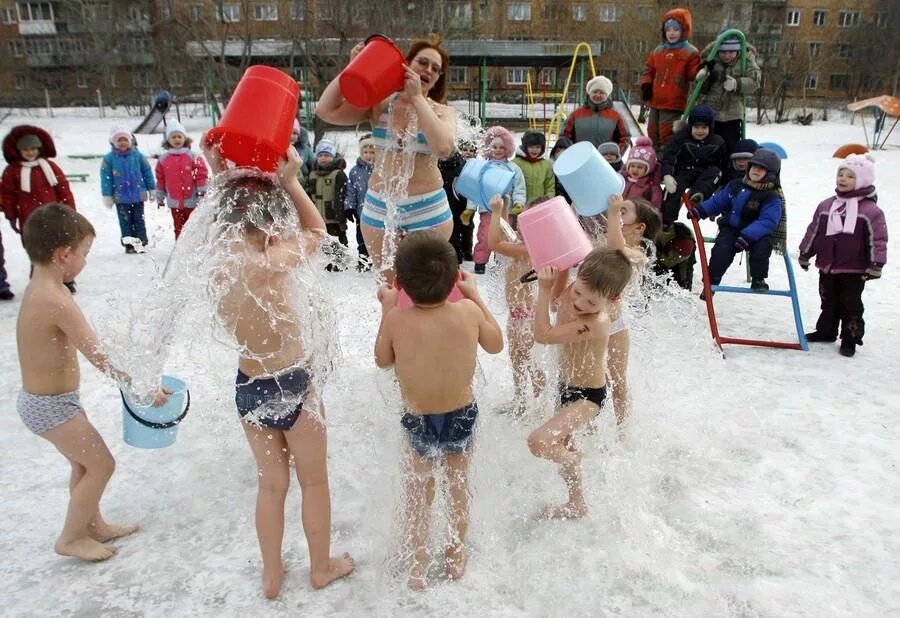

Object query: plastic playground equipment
[845,95,900,150]
[134,89,173,134]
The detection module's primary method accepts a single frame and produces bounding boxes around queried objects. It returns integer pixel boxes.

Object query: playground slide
[612,101,644,139]
[134,90,172,134]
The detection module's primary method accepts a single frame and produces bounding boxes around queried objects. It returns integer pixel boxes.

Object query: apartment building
[0,0,895,108]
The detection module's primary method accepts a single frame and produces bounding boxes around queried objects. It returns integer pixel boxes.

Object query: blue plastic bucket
[121,375,190,449]
[553,142,625,216]
[455,159,515,210]
[757,141,788,159]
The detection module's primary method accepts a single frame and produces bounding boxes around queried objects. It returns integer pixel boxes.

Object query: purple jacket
[799,193,888,274]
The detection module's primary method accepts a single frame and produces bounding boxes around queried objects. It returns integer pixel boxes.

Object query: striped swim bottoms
[17,389,83,435]
[360,188,453,232]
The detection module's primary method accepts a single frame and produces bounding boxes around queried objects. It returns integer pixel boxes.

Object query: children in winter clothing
[798,154,888,357]
[2,125,76,235]
[549,137,573,203]
[155,121,208,240]
[641,8,702,151]
[688,148,783,293]
[512,131,556,205]
[306,139,348,269]
[462,126,526,274]
[101,127,155,252]
[291,119,316,181]
[439,141,475,263]
[563,76,628,151]
[598,142,624,172]
[343,133,374,270]
[723,138,758,184]
[694,32,761,156]
[660,105,727,225]
[621,136,663,211]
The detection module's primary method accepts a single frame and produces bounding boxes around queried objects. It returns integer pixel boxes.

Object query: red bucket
[339,35,406,109]
[206,65,300,172]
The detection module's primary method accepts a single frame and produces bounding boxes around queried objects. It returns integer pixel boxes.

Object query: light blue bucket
[121,375,189,449]
[455,159,515,210]
[553,141,625,216]
[757,141,788,159]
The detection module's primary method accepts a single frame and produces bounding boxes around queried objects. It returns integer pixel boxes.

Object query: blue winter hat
[719,35,741,52]
[688,105,716,128]
[664,19,682,32]
[315,139,336,157]
[731,138,759,160]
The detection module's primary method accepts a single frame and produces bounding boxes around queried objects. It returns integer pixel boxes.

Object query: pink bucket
[396,284,464,308]
[517,196,594,278]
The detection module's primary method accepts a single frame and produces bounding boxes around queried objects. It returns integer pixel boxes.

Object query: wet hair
[161,135,193,149]
[23,203,96,264]
[394,231,458,305]
[630,198,662,241]
[576,247,633,299]
[215,172,292,234]
[406,34,450,104]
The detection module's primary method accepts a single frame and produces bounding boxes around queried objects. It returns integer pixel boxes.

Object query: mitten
[510,203,524,216]
[723,75,737,92]
[695,67,708,82]
[460,209,475,226]
[689,192,704,204]
[734,236,750,252]
[798,255,810,271]
[139,191,149,202]
[864,265,882,280]
[641,83,653,102]
[663,175,677,194]
[103,196,114,208]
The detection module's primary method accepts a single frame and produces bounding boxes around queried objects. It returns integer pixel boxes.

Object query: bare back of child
[204,143,354,599]
[16,204,167,562]
[375,232,503,590]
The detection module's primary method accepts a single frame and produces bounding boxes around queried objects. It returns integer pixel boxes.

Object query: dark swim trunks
[558,383,607,414]
[235,367,311,430]
[401,402,479,459]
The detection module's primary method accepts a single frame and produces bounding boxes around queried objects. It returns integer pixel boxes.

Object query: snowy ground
[1,108,898,617]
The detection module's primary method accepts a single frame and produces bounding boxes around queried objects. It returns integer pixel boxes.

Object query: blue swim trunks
[235,367,310,430]
[401,402,478,458]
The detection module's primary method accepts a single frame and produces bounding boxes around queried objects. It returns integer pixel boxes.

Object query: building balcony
[26,52,89,68]
[18,20,56,35]
[110,51,155,65]
[61,18,150,35]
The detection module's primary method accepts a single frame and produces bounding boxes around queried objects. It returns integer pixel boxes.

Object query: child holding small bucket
[487,194,546,416]
[15,204,168,562]
[204,140,355,598]
[529,244,634,519]
[461,126,526,274]
[155,121,209,240]
[375,232,503,589]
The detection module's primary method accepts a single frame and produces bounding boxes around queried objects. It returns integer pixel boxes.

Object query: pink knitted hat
[838,154,875,189]
[483,126,515,158]
[626,136,658,173]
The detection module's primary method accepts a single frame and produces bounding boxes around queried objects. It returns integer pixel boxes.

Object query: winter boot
[751,278,769,292]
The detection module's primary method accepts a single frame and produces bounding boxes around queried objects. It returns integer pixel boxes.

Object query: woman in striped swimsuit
[316,35,457,281]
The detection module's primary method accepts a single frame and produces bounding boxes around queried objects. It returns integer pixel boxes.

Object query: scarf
[20,158,58,193]
[826,187,872,236]
[741,177,788,254]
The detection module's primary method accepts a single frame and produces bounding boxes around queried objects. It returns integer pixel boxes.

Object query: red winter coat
[1,125,75,231]
[622,173,663,211]
[155,148,209,209]
[640,8,702,112]
[562,105,628,152]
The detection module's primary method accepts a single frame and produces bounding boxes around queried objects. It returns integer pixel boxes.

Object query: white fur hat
[586,75,613,96]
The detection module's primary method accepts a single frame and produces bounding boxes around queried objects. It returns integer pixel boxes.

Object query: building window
[350,4,366,23]
[829,74,850,90]
[837,44,852,59]
[808,42,821,58]
[757,40,778,57]
[804,73,818,90]
[637,6,653,21]
[631,70,641,85]
[507,3,531,22]
[6,39,23,56]
[598,5,621,22]
[170,71,182,87]
[448,66,467,85]
[786,10,800,26]
[290,1,304,20]
[17,2,54,21]
[874,12,887,28]
[187,4,202,21]
[14,74,26,90]
[216,3,240,22]
[133,70,150,88]
[539,68,555,86]
[785,41,796,57]
[838,11,860,27]
[76,72,88,88]
[571,4,587,22]
[2,6,18,23]
[254,3,277,21]
[507,67,528,85]
[597,39,614,53]
[127,6,146,21]
[448,1,471,26]
[813,10,826,26]
[634,39,648,53]
[160,6,171,20]
[600,69,618,84]
[316,3,333,21]
[861,75,883,91]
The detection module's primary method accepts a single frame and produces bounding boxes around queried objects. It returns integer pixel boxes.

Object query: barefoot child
[16,203,167,562]
[529,246,634,519]
[487,194,546,416]
[205,143,354,599]
[375,232,503,589]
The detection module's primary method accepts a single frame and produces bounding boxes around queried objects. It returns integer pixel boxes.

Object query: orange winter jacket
[640,8,702,112]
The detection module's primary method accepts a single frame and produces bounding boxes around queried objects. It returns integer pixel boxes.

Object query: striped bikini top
[371,95,433,155]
